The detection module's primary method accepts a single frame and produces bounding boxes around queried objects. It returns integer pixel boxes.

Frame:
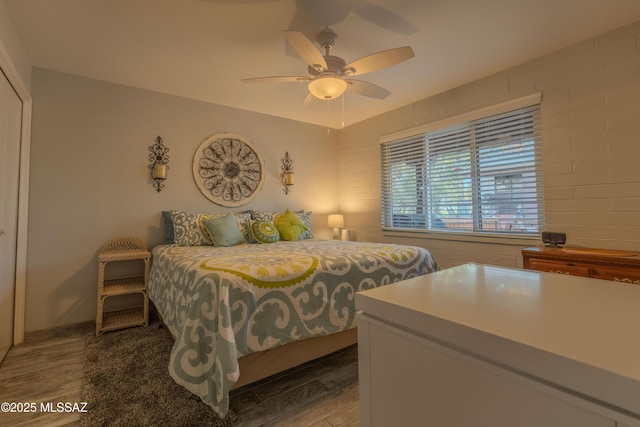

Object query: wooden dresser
[522,246,640,285]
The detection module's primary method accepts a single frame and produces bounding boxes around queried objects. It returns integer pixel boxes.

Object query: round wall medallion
[192,133,266,207]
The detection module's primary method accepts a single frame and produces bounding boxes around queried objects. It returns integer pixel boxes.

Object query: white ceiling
[6,0,640,128]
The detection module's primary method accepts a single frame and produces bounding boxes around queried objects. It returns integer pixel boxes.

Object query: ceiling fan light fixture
[308,76,348,100]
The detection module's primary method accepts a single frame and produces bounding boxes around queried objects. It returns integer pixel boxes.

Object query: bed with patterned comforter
[149,239,438,416]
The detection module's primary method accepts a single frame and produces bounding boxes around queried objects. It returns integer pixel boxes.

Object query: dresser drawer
[590,265,640,285]
[528,259,590,277]
[523,247,640,285]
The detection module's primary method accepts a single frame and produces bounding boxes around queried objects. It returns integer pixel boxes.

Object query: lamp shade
[308,76,348,100]
[327,214,344,228]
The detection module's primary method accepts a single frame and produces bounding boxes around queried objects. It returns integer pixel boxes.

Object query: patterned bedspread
[149,240,438,416]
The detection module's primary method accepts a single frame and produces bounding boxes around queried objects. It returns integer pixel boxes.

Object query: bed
[149,238,438,417]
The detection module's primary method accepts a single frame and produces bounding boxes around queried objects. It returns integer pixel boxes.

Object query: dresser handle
[614,277,640,285]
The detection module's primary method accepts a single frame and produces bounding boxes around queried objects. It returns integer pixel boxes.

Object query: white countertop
[356,263,640,417]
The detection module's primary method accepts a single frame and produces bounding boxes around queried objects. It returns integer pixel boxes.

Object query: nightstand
[96,237,151,336]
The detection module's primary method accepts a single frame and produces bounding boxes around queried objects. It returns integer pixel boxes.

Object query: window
[381,98,544,235]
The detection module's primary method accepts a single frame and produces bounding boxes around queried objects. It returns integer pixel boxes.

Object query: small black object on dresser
[541,231,566,247]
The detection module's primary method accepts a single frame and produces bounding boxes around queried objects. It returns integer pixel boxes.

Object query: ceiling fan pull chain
[327,101,331,134]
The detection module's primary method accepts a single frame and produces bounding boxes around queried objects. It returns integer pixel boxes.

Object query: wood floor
[0,322,93,427]
[0,323,361,427]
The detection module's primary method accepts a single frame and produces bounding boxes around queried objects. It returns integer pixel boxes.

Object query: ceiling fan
[242,29,415,104]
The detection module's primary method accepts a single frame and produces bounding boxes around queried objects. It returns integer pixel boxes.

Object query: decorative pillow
[296,210,314,240]
[201,213,246,247]
[162,211,175,244]
[274,209,308,241]
[250,209,280,222]
[234,211,253,243]
[169,210,252,246]
[170,210,224,246]
[250,220,280,244]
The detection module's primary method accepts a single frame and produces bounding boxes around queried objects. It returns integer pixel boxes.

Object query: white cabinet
[96,238,150,336]
[356,264,640,427]
[358,316,615,427]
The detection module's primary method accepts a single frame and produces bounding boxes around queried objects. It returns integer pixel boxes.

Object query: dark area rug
[81,322,237,427]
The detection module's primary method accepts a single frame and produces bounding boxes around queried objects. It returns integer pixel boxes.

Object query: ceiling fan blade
[346,79,391,99]
[342,46,414,76]
[302,92,318,108]
[352,3,418,36]
[283,30,327,71]
[241,76,311,83]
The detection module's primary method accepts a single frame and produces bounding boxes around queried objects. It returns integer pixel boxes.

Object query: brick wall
[338,21,640,269]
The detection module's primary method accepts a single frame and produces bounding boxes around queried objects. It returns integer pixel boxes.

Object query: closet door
[0,69,22,361]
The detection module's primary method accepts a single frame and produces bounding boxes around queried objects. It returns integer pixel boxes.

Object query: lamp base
[332,228,340,240]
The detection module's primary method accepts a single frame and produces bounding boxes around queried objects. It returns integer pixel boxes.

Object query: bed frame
[233,327,357,389]
[152,302,357,390]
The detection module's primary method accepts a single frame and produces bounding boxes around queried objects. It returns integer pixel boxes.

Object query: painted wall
[27,68,338,332]
[338,21,640,269]
[0,0,30,90]
[23,20,640,331]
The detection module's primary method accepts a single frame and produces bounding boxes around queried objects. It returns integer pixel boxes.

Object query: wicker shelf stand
[96,237,151,336]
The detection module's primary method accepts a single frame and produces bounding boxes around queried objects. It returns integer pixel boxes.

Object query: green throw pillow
[251,220,280,243]
[274,209,308,241]
[201,213,246,247]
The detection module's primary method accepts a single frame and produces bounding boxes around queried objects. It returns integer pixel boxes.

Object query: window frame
[380,94,544,245]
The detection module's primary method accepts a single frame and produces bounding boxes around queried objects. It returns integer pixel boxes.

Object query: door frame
[0,40,31,345]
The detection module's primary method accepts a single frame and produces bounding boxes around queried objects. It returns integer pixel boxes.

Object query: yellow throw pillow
[274,209,308,241]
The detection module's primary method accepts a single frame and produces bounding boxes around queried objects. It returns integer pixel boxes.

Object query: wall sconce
[280,151,294,195]
[328,214,344,240]
[149,136,169,192]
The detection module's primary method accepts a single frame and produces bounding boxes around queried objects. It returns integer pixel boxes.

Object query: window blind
[381,134,427,229]
[381,102,544,235]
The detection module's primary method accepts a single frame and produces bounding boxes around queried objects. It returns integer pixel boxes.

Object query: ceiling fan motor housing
[307,55,346,76]
[316,29,338,52]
